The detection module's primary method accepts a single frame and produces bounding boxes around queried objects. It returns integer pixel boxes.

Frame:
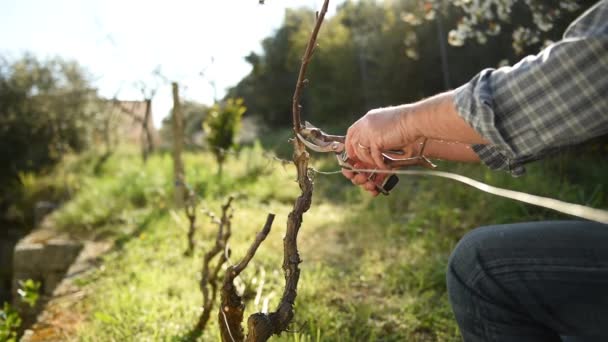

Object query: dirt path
[21,241,112,342]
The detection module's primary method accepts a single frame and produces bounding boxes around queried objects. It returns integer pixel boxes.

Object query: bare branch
[219,214,275,342]
[291,0,329,133]
[195,196,235,333]
[234,214,274,275]
[184,190,198,256]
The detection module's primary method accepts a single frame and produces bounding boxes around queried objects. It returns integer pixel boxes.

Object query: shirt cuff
[471,145,526,177]
[453,70,526,176]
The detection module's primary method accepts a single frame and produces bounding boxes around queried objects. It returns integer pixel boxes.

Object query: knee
[446,226,495,302]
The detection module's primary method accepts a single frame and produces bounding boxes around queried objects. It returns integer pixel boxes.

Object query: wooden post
[142,98,154,162]
[171,82,185,208]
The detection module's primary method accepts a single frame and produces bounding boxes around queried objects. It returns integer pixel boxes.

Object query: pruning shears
[296,121,436,195]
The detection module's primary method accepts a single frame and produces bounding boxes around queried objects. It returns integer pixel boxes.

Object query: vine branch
[195,196,234,334]
[244,1,330,340]
[219,214,275,342]
[216,1,329,340]
[292,0,330,133]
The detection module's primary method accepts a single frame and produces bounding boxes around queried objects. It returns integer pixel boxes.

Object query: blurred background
[1,1,606,341]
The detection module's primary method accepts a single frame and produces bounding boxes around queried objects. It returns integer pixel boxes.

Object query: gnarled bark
[217,1,329,341]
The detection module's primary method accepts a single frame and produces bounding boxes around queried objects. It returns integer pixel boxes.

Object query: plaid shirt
[454,0,608,176]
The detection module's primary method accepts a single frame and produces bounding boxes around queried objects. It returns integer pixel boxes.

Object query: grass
[25,139,608,341]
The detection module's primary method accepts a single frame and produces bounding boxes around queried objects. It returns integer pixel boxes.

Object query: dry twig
[194,196,235,334]
[184,189,198,256]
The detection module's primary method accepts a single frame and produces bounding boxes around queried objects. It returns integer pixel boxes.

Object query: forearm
[388,91,486,163]
[344,90,488,168]
[422,139,480,163]
[400,91,489,145]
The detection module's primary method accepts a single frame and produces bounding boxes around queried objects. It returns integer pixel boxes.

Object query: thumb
[344,128,359,165]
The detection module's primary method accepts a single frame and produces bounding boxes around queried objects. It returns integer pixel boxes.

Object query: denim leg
[446,221,608,342]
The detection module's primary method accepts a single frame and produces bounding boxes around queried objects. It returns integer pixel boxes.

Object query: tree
[0,54,100,229]
[160,100,209,147]
[229,1,595,133]
[203,98,246,177]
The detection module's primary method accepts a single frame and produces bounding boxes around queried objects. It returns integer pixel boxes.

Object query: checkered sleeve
[454,0,608,176]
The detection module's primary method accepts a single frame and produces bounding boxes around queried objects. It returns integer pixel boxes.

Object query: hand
[341,159,390,197]
[345,106,418,170]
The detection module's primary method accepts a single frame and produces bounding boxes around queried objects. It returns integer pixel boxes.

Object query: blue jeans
[447,221,608,342]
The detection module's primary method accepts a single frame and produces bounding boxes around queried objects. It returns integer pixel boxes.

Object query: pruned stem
[219,214,276,342]
[292,0,330,134]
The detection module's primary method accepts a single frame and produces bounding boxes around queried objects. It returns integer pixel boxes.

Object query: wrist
[396,103,424,142]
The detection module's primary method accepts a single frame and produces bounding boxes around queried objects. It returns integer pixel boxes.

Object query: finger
[345,127,358,164]
[352,172,369,185]
[371,172,388,187]
[342,168,355,179]
[354,143,375,166]
[370,144,388,170]
[350,161,372,185]
[363,181,376,191]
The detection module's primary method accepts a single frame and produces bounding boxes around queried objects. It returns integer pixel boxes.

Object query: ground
[18,140,608,341]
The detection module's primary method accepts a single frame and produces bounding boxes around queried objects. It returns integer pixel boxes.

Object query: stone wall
[11,230,83,328]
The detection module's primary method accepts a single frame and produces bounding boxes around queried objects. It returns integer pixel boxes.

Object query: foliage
[0,302,21,342]
[38,142,607,341]
[203,98,246,175]
[228,1,593,129]
[0,54,104,231]
[160,100,210,148]
[17,279,41,308]
[442,0,591,53]
[50,148,171,234]
[0,55,97,176]
[1,279,40,341]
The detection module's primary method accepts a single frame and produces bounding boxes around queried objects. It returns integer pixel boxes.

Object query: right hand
[341,159,388,197]
[344,106,419,170]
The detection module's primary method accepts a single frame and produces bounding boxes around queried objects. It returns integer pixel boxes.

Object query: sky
[0,0,343,127]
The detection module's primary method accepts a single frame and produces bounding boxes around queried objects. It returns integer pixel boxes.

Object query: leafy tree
[0,54,100,230]
[160,100,209,147]
[203,98,246,176]
[229,0,594,132]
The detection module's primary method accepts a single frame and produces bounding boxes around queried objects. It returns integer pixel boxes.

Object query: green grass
[27,140,608,341]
